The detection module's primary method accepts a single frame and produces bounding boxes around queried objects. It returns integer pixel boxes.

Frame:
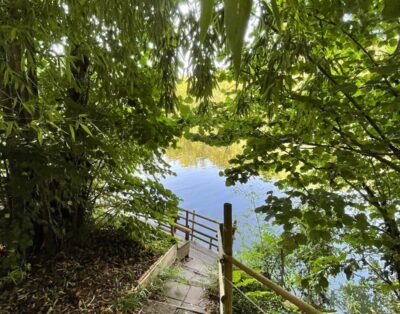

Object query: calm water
[162,140,284,250]
[162,139,353,298]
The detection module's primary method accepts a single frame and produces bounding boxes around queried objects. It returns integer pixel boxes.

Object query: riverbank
[0,226,171,313]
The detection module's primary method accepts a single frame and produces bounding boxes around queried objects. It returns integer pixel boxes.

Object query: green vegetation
[236,222,400,313]
[0,0,183,276]
[332,279,400,314]
[189,0,400,309]
[2,0,400,312]
[0,221,173,312]
[114,266,181,313]
[166,137,243,169]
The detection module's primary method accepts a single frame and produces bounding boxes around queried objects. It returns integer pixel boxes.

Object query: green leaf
[344,266,353,280]
[301,278,309,288]
[370,65,399,75]
[69,124,76,142]
[271,0,281,30]
[333,82,357,94]
[224,0,252,74]
[383,0,400,20]
[199,0,215,42]
[80,123,93,137]
[22,102,33,115]
[5,121,13,137]
[10,28,17,40]
[319,276,329,288]
[37,129,43,145]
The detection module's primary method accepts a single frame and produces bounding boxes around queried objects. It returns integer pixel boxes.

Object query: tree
[190,0,400,301]
[0,0,186,274]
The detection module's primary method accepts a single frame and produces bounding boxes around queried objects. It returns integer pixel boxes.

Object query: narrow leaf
[200,0,215,42]
[224,0,252,75]
[5,122,13,137]
[271,0,281,30]
[22,102,33,115]
[37,129,43,145]
[69,124,76,142]
[80,123,93,137]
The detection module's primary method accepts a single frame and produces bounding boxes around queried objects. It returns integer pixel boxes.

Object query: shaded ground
[142,241,218,314]
[0,227,167,313]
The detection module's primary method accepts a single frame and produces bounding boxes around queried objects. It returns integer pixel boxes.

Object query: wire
[223,276,267,314]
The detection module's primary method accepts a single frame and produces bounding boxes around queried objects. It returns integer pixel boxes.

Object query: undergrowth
[113,266,181,313]
[0,220,175,313]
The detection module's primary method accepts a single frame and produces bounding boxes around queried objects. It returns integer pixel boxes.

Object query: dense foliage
[3,0,400,311]
[189,0,400,305]
[234,222,399,313]
[0,0,186,276]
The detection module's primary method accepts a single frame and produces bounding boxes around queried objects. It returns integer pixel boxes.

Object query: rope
[223,276,267,314]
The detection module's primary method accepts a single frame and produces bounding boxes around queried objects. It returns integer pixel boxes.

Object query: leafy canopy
[0,0,189,274]
[189,0,400,303]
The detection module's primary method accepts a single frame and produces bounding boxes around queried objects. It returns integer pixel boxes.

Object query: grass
[113,266,181,313]
[204,266,220,314]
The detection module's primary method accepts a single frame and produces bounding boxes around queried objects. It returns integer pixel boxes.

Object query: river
[162,138,284,251]
[162,138,355,302]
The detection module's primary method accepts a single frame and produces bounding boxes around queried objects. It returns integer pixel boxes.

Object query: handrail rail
[218,203,322,314]
[224,254,321,314]
[145,204,321,313]
[177,214,218,233]
[179,208,221,225]
[218,225,225,314]
[153,209,220,250]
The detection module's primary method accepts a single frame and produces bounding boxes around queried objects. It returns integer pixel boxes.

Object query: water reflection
[166,137,243,169]
[163,138,355,297]
[162,138,284,250]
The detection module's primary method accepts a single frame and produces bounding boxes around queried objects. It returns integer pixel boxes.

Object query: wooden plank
[177,215,218,233]
[223,203,233,314]
[191,211,221,225]
[191,227,217,241]
[136,244,177,290]
[191,233,218,248]
[218,258,225,314]
[218,223,225,314]
[185,210,190,240]
[218,224,224,257]
[191,210,195,241]
[179,208,221,225]
[161,221,217,243]
[173,223,191,234]
[225,255,322,314]
[177,240,190,261]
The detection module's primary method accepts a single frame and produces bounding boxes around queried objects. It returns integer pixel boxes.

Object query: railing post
[185,210,190,241]
[191,210,195,240]
[218,223,225,314]
[223,203,233,314]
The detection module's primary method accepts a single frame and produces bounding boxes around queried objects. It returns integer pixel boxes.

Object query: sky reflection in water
[161,154,284,250]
